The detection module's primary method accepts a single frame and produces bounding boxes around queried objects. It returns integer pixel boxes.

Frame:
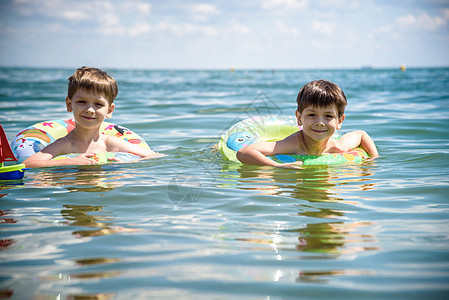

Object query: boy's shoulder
[274,130,299,145]
[42,135,74,156]
[338,130,366,141]
[52,134,72,146]
[273,130,302,152]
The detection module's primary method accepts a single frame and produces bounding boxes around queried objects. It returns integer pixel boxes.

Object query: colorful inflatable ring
[218,115,369,166]
[12,119,151,163]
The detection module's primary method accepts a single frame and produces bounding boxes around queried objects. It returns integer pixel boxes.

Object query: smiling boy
[236,79,379,169]
[24,67,160,168]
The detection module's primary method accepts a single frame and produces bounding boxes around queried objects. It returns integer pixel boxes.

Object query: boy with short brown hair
[24,67,160,168]
[237,79,379,169]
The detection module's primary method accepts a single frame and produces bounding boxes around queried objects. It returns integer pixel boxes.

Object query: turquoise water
[1,67,449,299]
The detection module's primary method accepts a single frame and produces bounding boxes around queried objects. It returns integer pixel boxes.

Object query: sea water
[0,67,448,299]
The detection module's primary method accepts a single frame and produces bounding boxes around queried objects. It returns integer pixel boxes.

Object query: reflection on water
[75,257,121,266]
[288,221,380,255]
[296,268,374,283]
[1,203,126,299]
[26,166,125,192]
[218,163,380,265]
[31,206,131,299]
[61,205,139,237]
[0,209,17,251]
[0,180,24,190]
[2,67,447,298]
[232,163,377,199]
[35,292,115,300]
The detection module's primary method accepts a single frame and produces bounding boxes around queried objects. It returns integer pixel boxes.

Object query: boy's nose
[316,119,325,126]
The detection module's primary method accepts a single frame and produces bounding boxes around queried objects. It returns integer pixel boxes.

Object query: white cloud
[275,21,299,36]
[312,21,335,35]
[98,25,125,36]
[395,14,416,28]
[0,22,15,34]
[62,10,88,21]
[190,4,219,15]
[417,12,447,30]
[230,23,252,35]
[149,22,218,36]
[3,0,449,68]
[374,8,449,41]
[262,0,308,10]
[90,1,114,12]
[14,0,60,6]
[97,19,218,37]
[395,11,448,31]
[45,23,66,33]
[186,4,219,22]
[128,22,152,36]
[56,2,154,37]
[316,0,361,11]
[174,23,218,36]
[442,8,449,20]
[99,13,121,27]
[123,1,151,15]
[13,0,63,16]
[96,12,125,36]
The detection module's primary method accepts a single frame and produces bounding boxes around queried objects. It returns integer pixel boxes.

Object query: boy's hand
[278,161,304,170]
[107,157,124,163]
[140,153,167,160]
[73,153,99,165]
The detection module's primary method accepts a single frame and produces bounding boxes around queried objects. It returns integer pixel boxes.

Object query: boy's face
[296,104,344,141]
[66,88,115,129]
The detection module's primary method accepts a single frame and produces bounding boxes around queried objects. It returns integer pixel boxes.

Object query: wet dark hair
[67,67,118,103]
[296,79,347,117]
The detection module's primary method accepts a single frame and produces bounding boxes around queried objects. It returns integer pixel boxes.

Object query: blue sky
[1,0,448,69]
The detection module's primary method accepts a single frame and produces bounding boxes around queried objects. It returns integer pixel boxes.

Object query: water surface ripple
[1,67,448,299]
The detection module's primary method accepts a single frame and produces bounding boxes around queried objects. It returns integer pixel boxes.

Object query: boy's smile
[66,89,114,129]
[296,105,344,141]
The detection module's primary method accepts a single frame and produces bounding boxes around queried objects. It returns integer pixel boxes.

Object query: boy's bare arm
[23,140,98,168]
[339,130,379,158]
[236,136,303,169]
[24,152,99,168]
[107,136,164,159]
[237,142,282,166]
